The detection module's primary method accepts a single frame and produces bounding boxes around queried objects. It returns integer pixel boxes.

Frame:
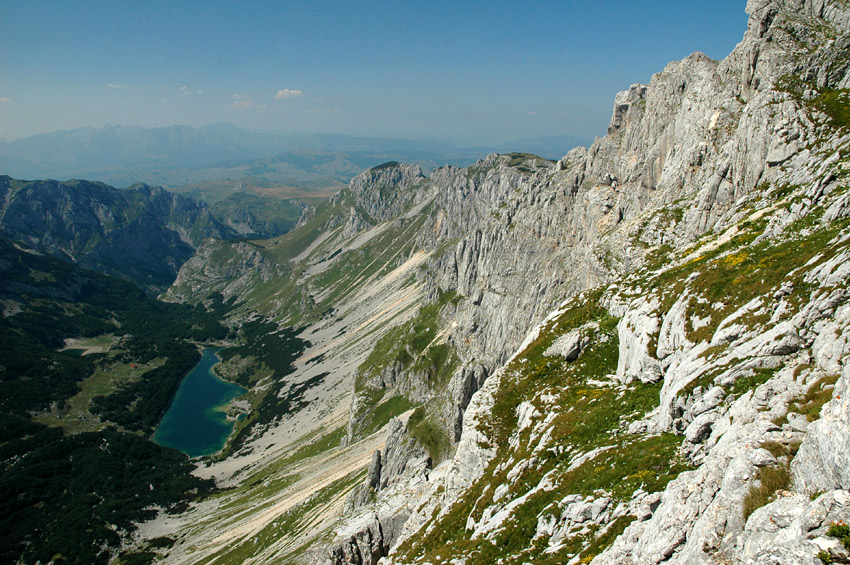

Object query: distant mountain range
[0,123,589,190]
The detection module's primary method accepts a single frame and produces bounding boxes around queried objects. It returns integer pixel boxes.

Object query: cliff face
[0,177,233,292]
[317,0,850,563]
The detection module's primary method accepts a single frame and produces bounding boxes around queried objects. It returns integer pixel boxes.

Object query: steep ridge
[141,0,850,563]
[0,177,234,292]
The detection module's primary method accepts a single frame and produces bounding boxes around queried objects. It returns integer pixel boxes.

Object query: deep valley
[2,1,850,564]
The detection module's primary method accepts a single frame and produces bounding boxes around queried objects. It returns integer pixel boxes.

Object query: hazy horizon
[0,121,592,151]
[1,1,747,145]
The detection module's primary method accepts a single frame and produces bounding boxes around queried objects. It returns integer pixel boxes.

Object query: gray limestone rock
[323,514,387,565]
[368,450,382,490]
[378,419,430,491]
[544,325,594,361]
[737,490,850,564]
[793,369,850,495]
[342,163,427,225]
[684,411,719,445]
[616,299,662,383]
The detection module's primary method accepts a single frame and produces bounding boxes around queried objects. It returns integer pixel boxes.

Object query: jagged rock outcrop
[794,362,850,494]
[375,419,431,492]
[343,163,427,223]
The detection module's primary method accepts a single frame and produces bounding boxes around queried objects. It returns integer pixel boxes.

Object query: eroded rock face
[378,419,430,492]
[341,163,427,226]
[738,491,850,565]
[164,239,284,303]
[322,514,387,565]
[616,299,661,384]
[545,322,596,361]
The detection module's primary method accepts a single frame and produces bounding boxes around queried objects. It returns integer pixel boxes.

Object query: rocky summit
[74,0,850,563]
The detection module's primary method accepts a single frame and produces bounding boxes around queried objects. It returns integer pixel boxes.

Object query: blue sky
[0,1,748,145]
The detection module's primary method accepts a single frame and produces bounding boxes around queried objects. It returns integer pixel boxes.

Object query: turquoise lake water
[153,348,246,457]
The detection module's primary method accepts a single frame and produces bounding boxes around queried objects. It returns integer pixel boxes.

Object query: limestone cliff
[318,0,850,563]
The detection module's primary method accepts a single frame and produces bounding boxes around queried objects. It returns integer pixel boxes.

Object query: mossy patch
[362,395,414,436]
[351,290,461,439]
[743,439,799,521]
[357,289,461,383]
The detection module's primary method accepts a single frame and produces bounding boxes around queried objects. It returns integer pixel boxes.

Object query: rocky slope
[138,0,850,563]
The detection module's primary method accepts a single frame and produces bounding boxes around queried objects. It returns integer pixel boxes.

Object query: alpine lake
[153,348,245,458]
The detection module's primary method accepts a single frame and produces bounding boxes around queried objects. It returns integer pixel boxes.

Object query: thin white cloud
[107,83,129,89]
[229,93,265,109]
[526,111,537,116]
[275,88,303,99]
[180,85,189,91]
[0,97,9,103]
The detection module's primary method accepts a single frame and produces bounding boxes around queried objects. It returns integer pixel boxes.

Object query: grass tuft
[743,464,791,521]
[792,374,840,421]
